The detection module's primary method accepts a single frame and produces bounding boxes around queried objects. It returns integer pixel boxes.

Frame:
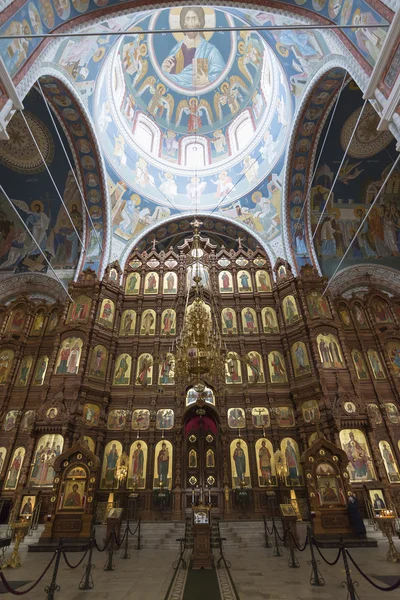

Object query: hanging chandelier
[175,220,226,389]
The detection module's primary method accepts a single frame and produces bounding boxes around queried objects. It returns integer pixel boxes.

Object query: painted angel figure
[186,177,207,205]
[12,200,50,251]
[159,173,178,200]
[176,98,213,132]
[123,35,147,86]
[135,158,155,188]
[211,130,226,154]
[238,31,263,83]
[138,77,174,123]
[214,76,248,118]
[241,156,259,183]
[114,134,127,166]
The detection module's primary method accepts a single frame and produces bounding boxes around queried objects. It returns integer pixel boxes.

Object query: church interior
[0,1,399,597]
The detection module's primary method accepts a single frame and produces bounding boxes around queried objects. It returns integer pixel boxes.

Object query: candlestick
[192,488,194,504]
[208,487,211,504]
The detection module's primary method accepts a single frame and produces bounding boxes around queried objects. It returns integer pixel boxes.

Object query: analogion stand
[191,505,214,569]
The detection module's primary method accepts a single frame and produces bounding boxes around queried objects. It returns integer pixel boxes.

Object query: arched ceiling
[0,2,397,294]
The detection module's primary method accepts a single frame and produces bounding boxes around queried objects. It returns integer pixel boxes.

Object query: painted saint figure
[285,440,299,481]
[157,442,169,486]
[105,444,119,486]
[132,443,144,482]
[65,484,82,507]
[233,441,246,483]
[259,440,272,485]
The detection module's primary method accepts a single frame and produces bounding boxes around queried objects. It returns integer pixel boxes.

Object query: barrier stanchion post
[79,531,95,590]
[121,522,130,560]
[45,538,63,600]
[287,525,300,568]
[103,527,115,572]
[263,516,271,548]
[308,529,324,586]
[136,519,142,550]
[272,519,283,557]
[339,535,359,600]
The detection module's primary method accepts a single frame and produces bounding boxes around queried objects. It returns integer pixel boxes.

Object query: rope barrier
[112,527,128,548]
[346,549,400,592]
[273,522,288,543]
[311,537,341,566]
[62,548,89,569]
[127,521,140,537]
[94,530,115,553]
[289,530,309,552]
[0,553,55,595]
[264,519,274,536]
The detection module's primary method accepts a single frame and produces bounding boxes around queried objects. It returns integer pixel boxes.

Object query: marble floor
[0,537,399,599]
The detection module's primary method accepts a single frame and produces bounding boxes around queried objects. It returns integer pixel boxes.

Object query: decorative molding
[328,264,400,297]
[0,273,67,303]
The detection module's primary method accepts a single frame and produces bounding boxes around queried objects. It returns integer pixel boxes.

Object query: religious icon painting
[46,407,58,420]
[379,441,400,483]
[339,429,376,482]
[21,410,35,431]
[351,350,370,380]
[227,407,246,429]
[188,449,197,469]
[46,310,59,334]
[67,295,91,324]
[246,352,265,383]
[219,271,234,293]
[4,447,25,491]
[218,259,230,268]
[98,298,115,328]
[83,403,100,427]
[261,307,279,333]
[161,309,176,335]
[301,400,320,423]
[371,298,392,324]
[367,404,382,425]
[109,268,118,282]
[6,307,26,333]
[119,310,136,336]
[344,402,356,414]
[281,438,303,486]
[153,440,173,490]
[282,295,300,325]
[241,308,258,334]
[113,354,132,386]
[338,303,352,329]
[140,309,156,335]
[55,338,83,375]
[225,352,242,384]
[255,270,271,292]
[230,439,251,488]
[28,434,64,487]
[291,341,311,377]
[369,489,386,511]
[159,353,175,385]
[367,349,386,379]
[4,410,19,431]
[317,333,344,369]
[352,303,368,329]
[125,272,141,295]
[83,436,95,453]
[237,270,252,293]
[144,272,159,294]
[206,449,215,468]
[107,409,127,431]
[101,440,122,489]
[318,477,341,506]
[275,407,295,428]
[89,345,107,380]
[30,310,45,336]
[163,272,177,294]
[128,440,148,489]
[62,480,85,510]
[255,438,276,486]
[384,403,399,424]
[306,291,331,319]
[277,265,287,278]
[165,260,177,269]
[221,308,237,335]
[20,494,36,518]
[267,351,288,383]
[236,258,248,267]
[136,353,153,386]
[33,355,49,386]
[186,386,215,406]
[251,407,270,428]
[15,355,33,386]
[0,349,14,384]
[253,257,266,268]
[132,409,150,430]
[385,341,400,377]
[156,409,174,430]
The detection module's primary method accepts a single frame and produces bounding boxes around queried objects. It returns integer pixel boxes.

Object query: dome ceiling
[94,7,291,210]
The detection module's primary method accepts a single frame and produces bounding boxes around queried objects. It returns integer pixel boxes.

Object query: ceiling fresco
[0,88,83,278]
[308,83,398,278]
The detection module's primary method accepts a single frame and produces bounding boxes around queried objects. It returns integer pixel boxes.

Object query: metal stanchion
[121,522,130,560]
[272,520,283,557]
[263,516,271,548]
[339,535,359,600]
[45,538,63,600]
[103,527,115,571]
[79,532,96,590]
[136,519,142,550]
[308,529,324,586]
[287,526,300,568]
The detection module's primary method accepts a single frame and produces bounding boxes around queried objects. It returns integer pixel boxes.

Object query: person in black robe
[347,494,366,538]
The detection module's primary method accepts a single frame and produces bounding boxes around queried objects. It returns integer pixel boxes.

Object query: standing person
[347,494,366,538]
